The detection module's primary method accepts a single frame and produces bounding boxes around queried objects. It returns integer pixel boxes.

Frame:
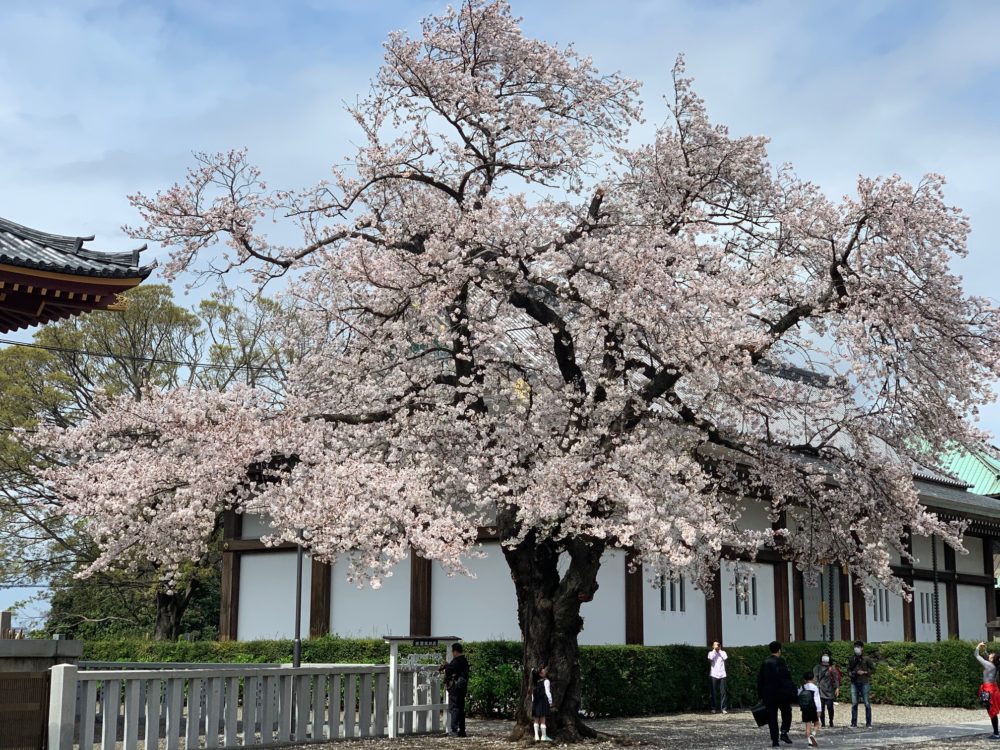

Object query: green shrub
[82,638,985,717]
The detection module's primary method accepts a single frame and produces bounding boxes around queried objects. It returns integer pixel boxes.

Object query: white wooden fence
[48,663,397,750]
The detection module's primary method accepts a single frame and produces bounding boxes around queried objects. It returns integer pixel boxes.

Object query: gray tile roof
[0,216,153,279]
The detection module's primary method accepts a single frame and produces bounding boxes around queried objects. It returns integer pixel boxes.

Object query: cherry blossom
[37,0,1000,739]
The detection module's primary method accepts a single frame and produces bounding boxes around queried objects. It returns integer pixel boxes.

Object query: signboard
[412,639,439,647]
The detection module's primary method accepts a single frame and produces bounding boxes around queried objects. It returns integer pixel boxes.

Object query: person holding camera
[708,640,729,714]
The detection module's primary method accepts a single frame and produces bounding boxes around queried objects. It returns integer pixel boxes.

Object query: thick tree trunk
[153,580,195,641]
[502,532,605,743]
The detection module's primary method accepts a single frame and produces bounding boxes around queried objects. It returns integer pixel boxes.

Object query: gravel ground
[300,705,995,749]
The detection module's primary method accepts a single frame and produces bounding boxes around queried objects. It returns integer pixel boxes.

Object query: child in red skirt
[975,642,1000,740]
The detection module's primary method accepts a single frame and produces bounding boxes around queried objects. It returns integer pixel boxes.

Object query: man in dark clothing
[758,640,795,747]
[443,642,470,737]
[848,640,875,728]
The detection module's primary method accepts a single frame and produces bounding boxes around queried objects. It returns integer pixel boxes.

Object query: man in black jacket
[758,640,795,747]
[443,642,470,737]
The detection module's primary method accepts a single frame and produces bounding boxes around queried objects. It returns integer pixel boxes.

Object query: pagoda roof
[0,216,153,279]
[0,216,154,333]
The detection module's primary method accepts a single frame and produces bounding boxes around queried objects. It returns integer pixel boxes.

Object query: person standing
[443,642,470,737]
[848,640,875,729]
[758,640,795,747]
[974,642,1000,740]
[708,641,729,714]
[531,666,554,743]
[813,652,841,727]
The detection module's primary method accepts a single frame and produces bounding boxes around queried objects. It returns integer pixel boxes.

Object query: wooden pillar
[706,574,723,646]
[624,552,644,645]
[309,560,332,638]
[944,544,959,638]
[839,571,852,641]
[792,569,805,641]
[902,574,916,642]
[410,554,432,636]
[946,584,960,639]
[773,563,790,643]
[985,536,997,628]
[851,576,868,643]
[219,511,242,641]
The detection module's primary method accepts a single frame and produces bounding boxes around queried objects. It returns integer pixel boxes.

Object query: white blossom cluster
[38,0,1000,601]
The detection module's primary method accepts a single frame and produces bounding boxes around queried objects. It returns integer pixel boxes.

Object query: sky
[0,0,998,619]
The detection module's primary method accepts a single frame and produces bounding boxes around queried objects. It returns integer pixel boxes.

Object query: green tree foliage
[0,285,283,639]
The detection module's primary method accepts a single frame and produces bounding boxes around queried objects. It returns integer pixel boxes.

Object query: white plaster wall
[865,585,904,642]
[431,545,520,641]
[958,584,988,642]
[957,536,985,575]
[913,580,940,643]
[720,562,776,647]
[576,550,626,645]
[911,535,946,570]
[241,513,275,539]
[888,547,902,566]
[642,575,707,646]
[330,557,411,638]
[237,552,312,640]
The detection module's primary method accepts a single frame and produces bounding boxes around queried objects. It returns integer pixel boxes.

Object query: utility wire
[0,337,282,374]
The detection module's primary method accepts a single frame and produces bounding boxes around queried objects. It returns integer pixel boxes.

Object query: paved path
[306,706,996,748]
[588,708,993,749]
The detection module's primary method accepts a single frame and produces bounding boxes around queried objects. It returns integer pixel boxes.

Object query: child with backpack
[531,666,554,743]
[798,671,822,747]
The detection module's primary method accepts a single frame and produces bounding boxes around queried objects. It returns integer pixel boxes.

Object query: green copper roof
[941,448,1000,497]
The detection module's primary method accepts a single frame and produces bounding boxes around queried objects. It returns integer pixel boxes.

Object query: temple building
[0,216,152,332]
[220,465,1000,646]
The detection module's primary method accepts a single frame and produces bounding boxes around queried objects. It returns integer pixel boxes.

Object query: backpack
[798,687,814,709]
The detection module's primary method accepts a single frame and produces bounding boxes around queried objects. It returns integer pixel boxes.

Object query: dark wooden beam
[792,569,805,641]
[902,572,916,642]
[706,574,723,646]
[773,563,790,643]
[985,536,998,627]
[222,539,298,553]
[219,511,242,642]
[309,559,332,638]
[219,551,240,641]
[852,577,868,643]
[624,552,644,645]
[946,581,960,639]
[839,570,852,641]
[410,553,432,636]
[943,545,957,573]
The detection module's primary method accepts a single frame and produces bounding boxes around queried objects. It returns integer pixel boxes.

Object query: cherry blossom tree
[36,0,1000,739]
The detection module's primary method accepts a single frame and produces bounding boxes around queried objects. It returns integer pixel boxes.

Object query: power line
[0,337,282,374]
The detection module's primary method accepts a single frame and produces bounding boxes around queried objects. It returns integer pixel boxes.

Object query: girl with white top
[531,666,554,743]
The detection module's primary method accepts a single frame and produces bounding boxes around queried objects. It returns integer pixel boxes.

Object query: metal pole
[293,531,304,668]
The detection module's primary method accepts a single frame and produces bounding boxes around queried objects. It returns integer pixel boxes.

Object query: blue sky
[1,0,999,619]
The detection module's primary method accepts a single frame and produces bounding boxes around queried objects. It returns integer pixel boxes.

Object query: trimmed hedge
[82,638,986,717]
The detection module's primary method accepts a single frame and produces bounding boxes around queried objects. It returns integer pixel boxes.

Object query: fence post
[48,664,78,750]
[387,643,398,739]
